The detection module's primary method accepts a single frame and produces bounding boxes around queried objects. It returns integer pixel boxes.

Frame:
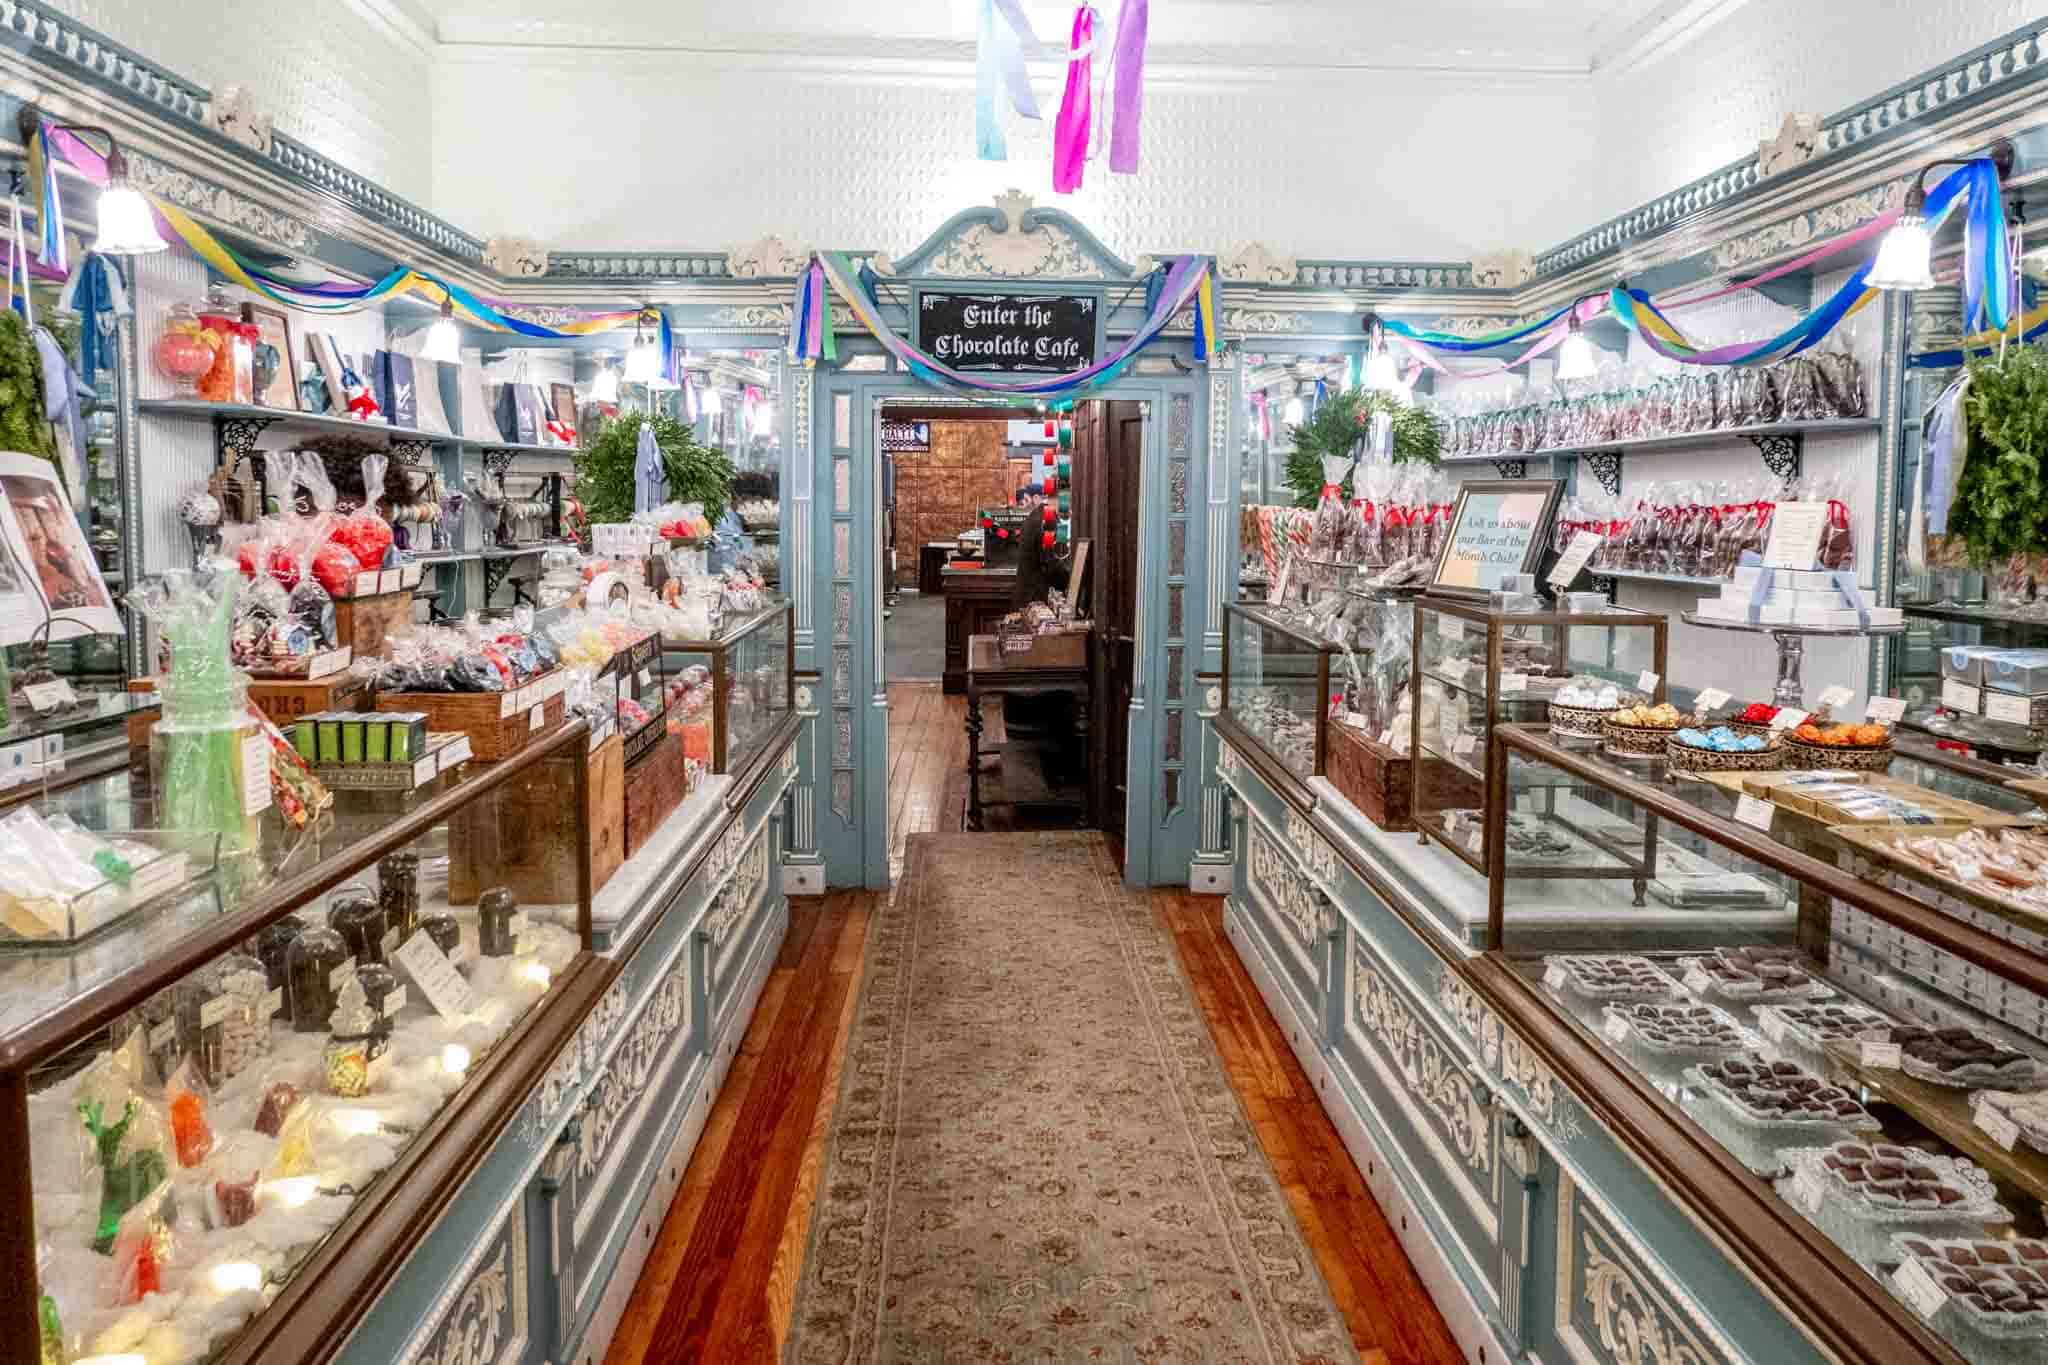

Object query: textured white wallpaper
[430,50,1602,262]
[1587,0,2040,234]
[40,0,438,204]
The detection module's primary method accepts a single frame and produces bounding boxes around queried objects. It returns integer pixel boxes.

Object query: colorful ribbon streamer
[1190,269,1218,360]
[1052,6,1096,194]
[797,250,1212,401]
[26,121,65,276]
[976,0,1043,161]
[1108,0,1148,174]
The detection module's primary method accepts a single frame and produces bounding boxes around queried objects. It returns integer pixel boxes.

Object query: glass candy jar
[287,922,352,1034]
[327,884,388,966]
[152,302,214,397]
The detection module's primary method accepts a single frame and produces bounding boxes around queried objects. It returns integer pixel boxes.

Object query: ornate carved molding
[1470,249,1534,289]
[543,251,731,280]
[900,189,1130,280]
[207,84,271,155]
[484,234,549,278]
[1707,181,1902,272]
[126,151,314,252]
[1282,809,1338,886]
[1430,314,1523,336]
[1437,967,1580,1142]
[708,831,770,948]
[1757,112,1822,179]
[1579,1232,1715,1365]
[1247,823,1326,952]
[729,233,810,278]
[411,1241,510,1365]
[576,958,692,1179]
[1217,241,1298,285]
[1353,948,1493,1178]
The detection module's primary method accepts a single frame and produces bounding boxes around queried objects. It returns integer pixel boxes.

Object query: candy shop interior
[14,5,2048,1365]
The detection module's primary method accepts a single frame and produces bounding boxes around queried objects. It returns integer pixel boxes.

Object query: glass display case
[1481,723,2048,1365]
[662,599,793,777]
[1222,601,1335,780]
[1411,596,1669,879]
[1,721,597,1365]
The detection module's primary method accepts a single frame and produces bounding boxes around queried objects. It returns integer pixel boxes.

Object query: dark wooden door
[1073,399,1143,850]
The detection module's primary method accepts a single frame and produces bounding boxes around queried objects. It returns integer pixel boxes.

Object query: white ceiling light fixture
[700,384,725,416]
[1554,308,1598,383]
[1870,137,2014,293]
[588,352,620,404]
[622,308,663,385]
[19,108,167,255]
[420,293,462,364]
[1361,315,1402,394]
[1281,383,1306,426]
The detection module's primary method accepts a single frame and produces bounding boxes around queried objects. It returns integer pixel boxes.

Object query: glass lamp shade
[1281,394,1305,425]
[621,340,662,385]
[1554,329,1599,382]
[588,363,620,404]
[420,315,462,365]
[95,182,167,255]
[699,385,724,415]
[1362,346,1401,393]
[1867,215,1936,291]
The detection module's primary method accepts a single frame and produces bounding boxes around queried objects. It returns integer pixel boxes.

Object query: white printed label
[1986,691,2035,726]
[1859,1040,1902,1069]
[1817,685,1853,710]
[444,735,474,767]
[1768,708,1810,732]
[199,994,233,1028]
[330,957,357,991]
[1792,1162,1827,1215]
[21,679,74,711]
[1892,1258,1948,1320]
[392,932,480,1021]
[1694,688,1730,713]
[412,753,438,787]
[1977,1102,2022,1152]
[149,1018,177,1051]
[353,570,380,597]
[637,668,653,690]
[1942,678,1982,713]
[499,691,517,719]
[1637,671,1661,695]
[1603,1013,1630,1044]
[1864,696,1907,724]
[1453,732,1478,758]
[263,988,283,1016]
[1734,794,1775,830]
[1682,964,1714,995]
[379,569,401,594]
[1547,530,1604,588]
[1542,962,1568,990]
[529,703,545,732]
[1378,727,1395,746]
[382,985,409,1018]
[1763,501,1828,570]
[1500,671,1527,694]
[242,732,272,816]
[1441,617,1466,642]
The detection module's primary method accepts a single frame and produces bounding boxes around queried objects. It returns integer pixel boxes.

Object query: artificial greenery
[0,310,55,465]
[575,410,736,527]
[1281,386,1441,508]
[1948,345,2048,563]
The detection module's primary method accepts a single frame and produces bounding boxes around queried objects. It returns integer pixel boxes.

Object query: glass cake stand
[1680,612,1906,707]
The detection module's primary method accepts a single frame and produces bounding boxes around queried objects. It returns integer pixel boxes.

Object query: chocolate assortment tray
[1678,946,1834,1004]
[1890,1235,2048,1360]
[1783,1141,2010,1266]
[1886,1025,2047,1091]
[1754,1000,1893,1074]
[1602,1000,1759,1077]
[1974,1090,2048,1157]
[1683,1053,1879,1176]
[1541,954,1681,1004]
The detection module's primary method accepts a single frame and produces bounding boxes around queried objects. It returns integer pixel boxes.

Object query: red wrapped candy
[329,511,394,572]
[311,542,360,597]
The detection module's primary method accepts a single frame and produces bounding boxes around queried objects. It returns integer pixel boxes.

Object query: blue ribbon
[976,0,1043,161]
[66,254,124,390]
[633,419,665,513]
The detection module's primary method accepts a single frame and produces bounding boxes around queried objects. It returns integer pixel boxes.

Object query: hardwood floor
[604,684,1462,1365]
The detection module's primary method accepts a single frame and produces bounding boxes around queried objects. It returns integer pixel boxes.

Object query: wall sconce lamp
[1869,136,2016,292]
[17,106,166,255]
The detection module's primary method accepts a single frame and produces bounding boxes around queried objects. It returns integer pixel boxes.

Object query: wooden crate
[1325,722,1413,831]
[374,670,566,761]
[336,589,414,661]
[448,733,624,904]
[624,728,687,857]
[248,671,371,725]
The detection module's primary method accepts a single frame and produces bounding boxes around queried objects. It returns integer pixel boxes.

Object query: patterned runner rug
[785,831,1362,1363]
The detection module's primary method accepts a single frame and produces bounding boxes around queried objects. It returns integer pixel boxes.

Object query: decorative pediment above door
[888,191,1137,282]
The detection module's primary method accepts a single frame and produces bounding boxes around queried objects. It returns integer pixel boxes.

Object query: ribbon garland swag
[35,128,680,377]
[982,0,1148,187]
[789,250,1213,401]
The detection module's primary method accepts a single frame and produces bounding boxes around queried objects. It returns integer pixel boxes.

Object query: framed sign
[1429,479,1564,597]
[916,290,1099,374]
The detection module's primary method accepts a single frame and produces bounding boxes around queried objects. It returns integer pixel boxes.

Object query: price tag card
[262,987,283,1017]
[411,752,438,787]
[1858,1040,1902,1069]
[1500,671,1528,694]
[1791,1162,1827,1215]
[1693,687,1730,714]
[637,667,653,690]
[1768,708,1810,731]
[443,735,474,767]
[1602,1013,1631,1045]
[1441,616,1466,642]
[392,931,480,1020]
[1547,530,1604,588]
[401,562,424,589]
[1637,670,1661,695]
[1985,691,2035,726]
[1864,695,1907,724]
[242,732,273,816]
[1976,1101,2021,1152]
[499,691,518,719]
[1378,727,1395,746]
[1892,1258,1949,1320]
[1941,678,1982,713]
[149,1018,178,1051]
[1681,964,1713,995]
[1816,685,1853,710]
[382,985,409,1018]
[199,994,233,1028]
[1763,501,1828,569]
[379,569,402,594]
[352,570,381,597]
[529,703,545,732]
[1453,732,1478,758]
[21,678,75,712]
[304,646,353,680]
[1734,794,1775,830]
[1542,962,1568,991]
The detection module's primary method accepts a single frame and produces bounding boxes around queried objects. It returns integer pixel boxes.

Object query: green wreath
[1280,387,1440,508]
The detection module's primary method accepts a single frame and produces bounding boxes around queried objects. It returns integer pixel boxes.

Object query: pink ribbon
[1109,0,1148,173]
[1053,6,1095,193]
[1250,389,1269,439]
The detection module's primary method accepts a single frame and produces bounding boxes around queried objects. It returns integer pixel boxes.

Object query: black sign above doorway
[916,291,1099,375]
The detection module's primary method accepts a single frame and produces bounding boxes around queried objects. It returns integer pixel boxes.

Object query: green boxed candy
[341,716,366,765]
[367,718,390,763]
[316,713,344,765]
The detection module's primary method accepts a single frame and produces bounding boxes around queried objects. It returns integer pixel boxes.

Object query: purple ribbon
[1053,7,1095,193]
[1109,0,1147,174]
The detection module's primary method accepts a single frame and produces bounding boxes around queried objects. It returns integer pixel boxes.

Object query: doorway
[809,364,1205,892]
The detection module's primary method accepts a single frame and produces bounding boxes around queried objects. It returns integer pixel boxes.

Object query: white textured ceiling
[410,0,1739,74]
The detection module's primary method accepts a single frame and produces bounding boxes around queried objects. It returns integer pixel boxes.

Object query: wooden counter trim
[218,952,615,1365]
[0,719,592,1071]
[1491,724,2048,1003]
[1462,953,1966,1365]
